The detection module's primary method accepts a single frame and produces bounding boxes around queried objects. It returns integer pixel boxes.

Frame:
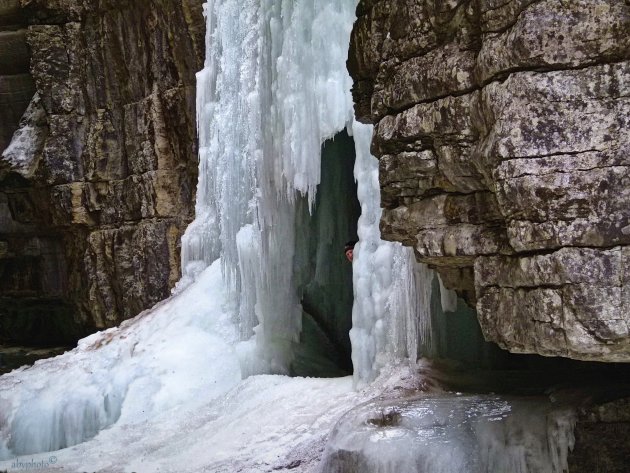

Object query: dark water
[0,343,69,375]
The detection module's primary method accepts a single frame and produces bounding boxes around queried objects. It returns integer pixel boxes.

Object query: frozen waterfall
[179,0,432,382]
[0,0,430,461]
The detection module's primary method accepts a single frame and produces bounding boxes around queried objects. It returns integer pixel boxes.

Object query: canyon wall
[349,0,630,362]
[0,0,204,344]
[0,1,34,153]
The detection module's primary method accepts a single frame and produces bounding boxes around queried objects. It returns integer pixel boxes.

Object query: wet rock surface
[0,343,68,375]
[0,0,204,343]
[569,395,630,473]
[349,0,630,362]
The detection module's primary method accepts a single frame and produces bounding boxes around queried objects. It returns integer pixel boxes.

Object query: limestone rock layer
[349,0,630,362]
[0,0,204,344]
[0,1,35,153]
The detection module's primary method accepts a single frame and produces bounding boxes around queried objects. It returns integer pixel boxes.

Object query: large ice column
[350,122,435,387]
[180,0,359,373]
[179,0,434,379]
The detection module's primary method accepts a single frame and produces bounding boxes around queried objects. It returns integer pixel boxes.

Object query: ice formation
[0,1,578,472]
[0,261,243,458]
[179,0,431,382]
[321,394,576,473]
[179,0,361,374]
[438,275,459,314]
[0,0,427,461]
[350,124,435,385]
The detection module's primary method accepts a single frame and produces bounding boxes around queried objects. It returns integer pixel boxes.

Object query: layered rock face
[0,0,204,344]
[0,1,35,152]
[349,0,630,361]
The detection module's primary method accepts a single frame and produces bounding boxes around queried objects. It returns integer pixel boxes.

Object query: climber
[344,240,357,262]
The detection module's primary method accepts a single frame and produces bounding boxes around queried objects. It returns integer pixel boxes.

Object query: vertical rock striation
[349,0,630,362]
[0,0,204,344]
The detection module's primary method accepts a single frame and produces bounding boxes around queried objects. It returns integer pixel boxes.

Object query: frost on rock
[1,93,47,177]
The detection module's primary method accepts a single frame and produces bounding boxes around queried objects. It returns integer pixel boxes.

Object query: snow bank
[0,261,242,458]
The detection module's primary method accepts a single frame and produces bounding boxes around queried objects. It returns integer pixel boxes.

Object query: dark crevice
[290,130,360,378]
[510,243,629,256]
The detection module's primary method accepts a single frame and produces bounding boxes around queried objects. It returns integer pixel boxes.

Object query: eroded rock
[349,0,630,361]
[0,0,204,344]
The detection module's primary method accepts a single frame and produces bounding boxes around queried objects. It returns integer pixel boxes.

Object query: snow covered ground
[0,260,431,473]
[4,375,360,473]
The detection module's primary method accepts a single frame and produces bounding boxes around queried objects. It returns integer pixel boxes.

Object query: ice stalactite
[349,122,436,386]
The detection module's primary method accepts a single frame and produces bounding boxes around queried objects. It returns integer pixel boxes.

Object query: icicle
[349,122,436,387]
[438,274,459,313]
[180,0,358,373]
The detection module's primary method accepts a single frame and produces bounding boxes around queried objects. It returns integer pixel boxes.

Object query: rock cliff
[0,0,204,344]
[0,1,34,153]
[349,0,630,362]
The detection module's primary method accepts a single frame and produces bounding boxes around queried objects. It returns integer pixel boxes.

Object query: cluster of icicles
[177,0,433,383]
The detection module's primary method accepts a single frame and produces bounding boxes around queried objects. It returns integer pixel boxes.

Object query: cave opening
[290,129,360,378]
[281,128,630,388]
[430,278,630,395]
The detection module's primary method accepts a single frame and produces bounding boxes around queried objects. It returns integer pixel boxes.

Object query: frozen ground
[0,261,575,473]
[7,375,359,473]
[0,260,431,473]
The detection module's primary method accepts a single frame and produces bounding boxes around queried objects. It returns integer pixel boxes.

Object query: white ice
[350,121,436,385]
[179,0,428,382]
[0,307,425,473]
[0,261,242,461]
[0,0,430,467]
[321,393,576,473]
[179,0,362,374]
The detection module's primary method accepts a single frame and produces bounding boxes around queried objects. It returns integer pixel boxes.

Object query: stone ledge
[475,246,630,361]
